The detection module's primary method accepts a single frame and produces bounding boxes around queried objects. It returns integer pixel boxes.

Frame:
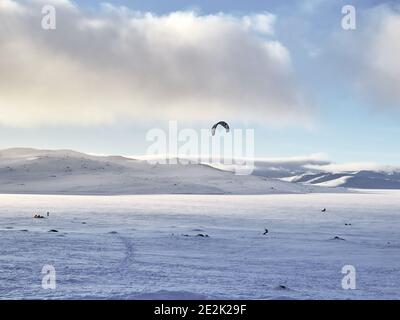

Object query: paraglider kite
[211,121,230,136]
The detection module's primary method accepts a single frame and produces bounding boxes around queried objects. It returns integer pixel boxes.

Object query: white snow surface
[314,176,353,187]
[1,191,399,300]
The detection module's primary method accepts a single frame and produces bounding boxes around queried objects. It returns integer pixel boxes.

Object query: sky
[0,0,400,166]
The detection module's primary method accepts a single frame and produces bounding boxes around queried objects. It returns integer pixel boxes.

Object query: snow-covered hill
[0,148,331,195]
[2,148,399,193]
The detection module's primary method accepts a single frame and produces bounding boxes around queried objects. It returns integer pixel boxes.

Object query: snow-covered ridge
[0,148,335,195]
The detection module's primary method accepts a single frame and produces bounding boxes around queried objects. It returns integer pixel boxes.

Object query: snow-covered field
[1,191,399,300]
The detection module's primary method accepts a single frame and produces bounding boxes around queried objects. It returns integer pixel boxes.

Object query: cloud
[358,6,400,109]
[305,162,397,173]
[332,4,400,110]
[0,0,313,127]
[0,0,23,11]
[252,153,328,163]
[242,12,276,35]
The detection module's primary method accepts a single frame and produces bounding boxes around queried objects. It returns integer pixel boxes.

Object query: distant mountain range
[250,159,400,189]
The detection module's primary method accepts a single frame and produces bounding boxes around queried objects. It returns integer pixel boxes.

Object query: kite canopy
[211,121,230,136]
